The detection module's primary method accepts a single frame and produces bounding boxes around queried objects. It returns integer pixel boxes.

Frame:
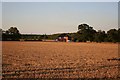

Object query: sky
[1,0,119,2]
[1,1,119,34]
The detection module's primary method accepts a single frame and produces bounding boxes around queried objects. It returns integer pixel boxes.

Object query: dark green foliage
[47,34,60,40]
[1,25,119,42]
[94,30,107,42]
[107,29,118,42]
[21,34,43,41]
[76,24,96,42]
[2,27,21,41]
[74,24,119,43]
[118,28,120,42]
[0,29,2,41]
[8,27,20,34]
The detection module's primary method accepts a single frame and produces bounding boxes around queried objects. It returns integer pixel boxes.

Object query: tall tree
[107,29,118,42]
[2,27,21,41]
[0,29,2,41]
[8,27,20,34]
[77,24,96,42]
[118,28,120,42]
[94,30,107,42]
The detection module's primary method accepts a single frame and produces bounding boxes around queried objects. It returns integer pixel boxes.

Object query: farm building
[56,33,71,42]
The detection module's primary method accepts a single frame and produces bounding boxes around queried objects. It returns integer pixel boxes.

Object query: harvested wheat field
[2,41,120,79]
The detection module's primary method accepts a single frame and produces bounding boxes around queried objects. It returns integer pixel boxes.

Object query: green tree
[118,28,120,42]
[77,24,96,42]
[8,27,20,34]
[94,30,107,42]
[107,29,118,42]
[2,27,21,41]
[0,29,2,41]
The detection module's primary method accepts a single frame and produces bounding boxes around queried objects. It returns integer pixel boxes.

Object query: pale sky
[1,1,118,34]
[1,0,119,2]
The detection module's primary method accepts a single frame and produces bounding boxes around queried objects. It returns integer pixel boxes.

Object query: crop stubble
[2,41,119,78]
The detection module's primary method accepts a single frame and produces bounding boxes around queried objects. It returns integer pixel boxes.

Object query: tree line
[0,24,120,42]
[0,27,48,41]
[73,24,120,42]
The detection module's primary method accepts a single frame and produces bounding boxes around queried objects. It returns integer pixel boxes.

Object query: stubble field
[2,41,119,79]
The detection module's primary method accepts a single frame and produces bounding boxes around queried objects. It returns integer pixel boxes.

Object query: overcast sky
[1,1,118,34]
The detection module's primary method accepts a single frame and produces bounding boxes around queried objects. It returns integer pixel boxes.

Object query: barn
[56,33,71,42]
